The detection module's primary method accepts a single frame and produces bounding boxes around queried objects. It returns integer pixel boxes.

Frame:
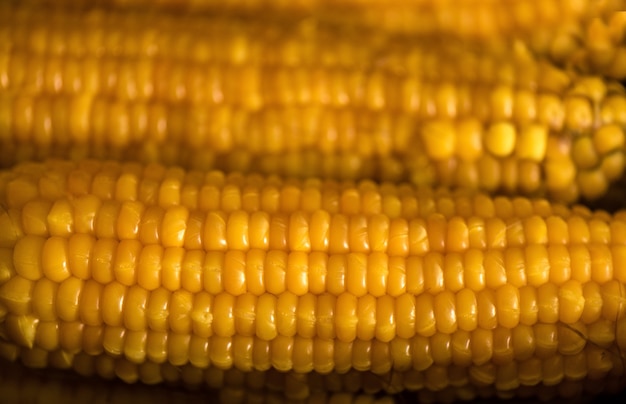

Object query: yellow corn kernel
[1,161,626,394]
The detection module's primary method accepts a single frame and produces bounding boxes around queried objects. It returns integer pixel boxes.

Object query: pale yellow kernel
[421,119,456,160]
[102,281,126,327]
[162,247,184,291]
[368,252,389,297]
[5,314,38,349]
[78,279,104,326]
[484,250,507,289]
[317,293,336,340]
[256,293,277,341]
[440,253,463,293]
[0,275,34,316]
[73,195,101,235]
[146,330,168,364]
[558,280,585,324]
[136,244,163,291]
[600,280,626,322]
[433,291,456,335]
[123,285,149,332]
[516,124,547,161]
[146,288,171,332]
[167,332,190,366]
[410,335,433,371]
[13,235,45,280]
[589,244,613,284]
[477,289,497,330]
[249,211,269,250]
[56,276,83,322]
[572,136,600,169]
[545,158,576,192]
[387,256,407,297]
[466,217,486,249]
[35,321,59,352]
[169,289,193,335]
[124,330,147,365]
[564,96,593,132]
[286,251,309,296]
[265,250,287,295]
[200,251,223,295]
[408,218,429,255]
[485,122,516,157]
[288,211,311,252]
[456,288,477,332]
[6,175,39,209]
[357,294,377,341]
[463,249,485,291]
[269,214,288,250]
[21,200,51,237]
[470,328,493,366]
[117,201,144,240]
[47,198,74,237]
[547,245,571,285]
[296,293,316,339]
[526,245,550,287]
[158,172,184,209]
[275,291,297,338]
[376,295,396,342]
[113,239,141,286]
[203,211,227,251]
[42,236,70,283]
[175,250,201,292]
[191,292,213,338]
[223,250,246,296]
[415,294,436,337]
[161,206,189,248]
[455,118,483,161]
[450,330,472,367]
[313,337,334,374]
[326,213,348,254]
[427,214,446,253]
[524,215,548,245]
[485,217,506,249]
[496,284,520,329]
[396,293,416,339]
[593,125,625,160]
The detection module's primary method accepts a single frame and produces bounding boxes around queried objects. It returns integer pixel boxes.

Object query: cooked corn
[2,4,626,201]
[1,160,626,397]
[15,0,617,42]
[0,359,402,404]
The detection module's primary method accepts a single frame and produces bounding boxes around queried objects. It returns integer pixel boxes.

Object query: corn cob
[2,5,626,202]
[1,160,626,400]
[544,10,626,81]
[15,0,619,43]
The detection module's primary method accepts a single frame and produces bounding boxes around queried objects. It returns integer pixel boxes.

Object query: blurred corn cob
[540,9,626,81]
[2,4,626,202]
[15,0,624,43]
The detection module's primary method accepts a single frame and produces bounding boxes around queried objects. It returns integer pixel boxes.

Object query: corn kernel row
[13,0,614,43]
[3,340,625,394]
[0,360,398,404]
[4,357,623,404]
[2,277,625,346]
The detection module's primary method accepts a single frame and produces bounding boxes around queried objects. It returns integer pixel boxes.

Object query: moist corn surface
[1,160,626,399]
[2,4,626,202]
